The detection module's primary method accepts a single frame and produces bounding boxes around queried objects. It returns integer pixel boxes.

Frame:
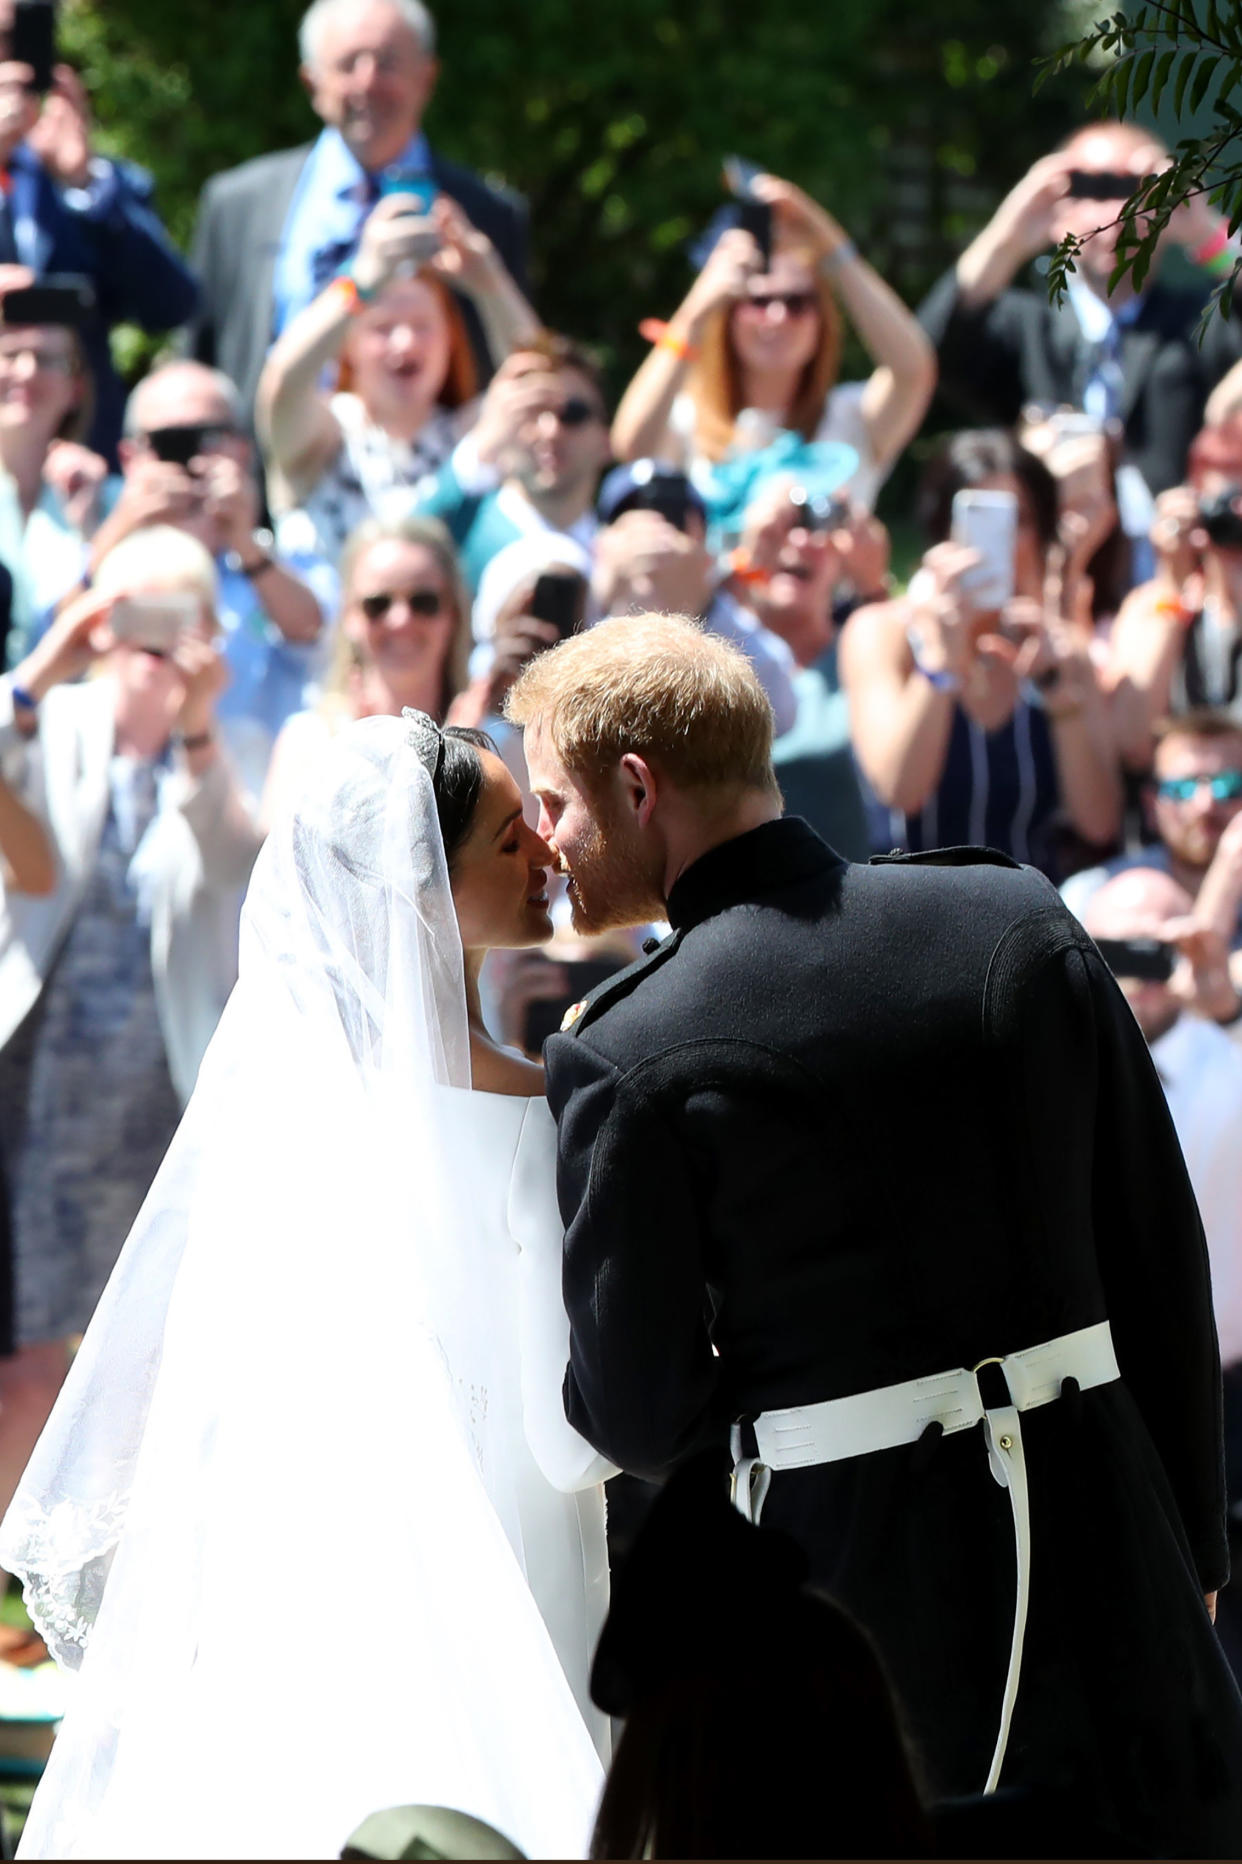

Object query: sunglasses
[1155,770,1242,804]
[358,587,447,621]
[740,290,819,316]
[546,396,602,428]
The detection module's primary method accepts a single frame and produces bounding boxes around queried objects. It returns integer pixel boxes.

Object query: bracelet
[238,553,275,582]
[905,623,960,692]
[10,683,37,713]
[1150,592,1193,625]
[638,317,699,362]
[819,240,858,277]
[724,546,769,586]
[175,729,214,753]
[329,274,376,315]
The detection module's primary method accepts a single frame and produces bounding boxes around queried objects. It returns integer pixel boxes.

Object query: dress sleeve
[544,1032,723,1480]
[509,1097,618,1492]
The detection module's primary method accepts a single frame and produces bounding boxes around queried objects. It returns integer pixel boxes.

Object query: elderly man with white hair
[185,0,529,426]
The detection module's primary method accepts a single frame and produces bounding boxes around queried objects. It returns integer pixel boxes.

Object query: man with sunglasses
[75,361,336,793]
[412,332,611,593]
[1064,709,1242,1021]
[920,121,1242,518]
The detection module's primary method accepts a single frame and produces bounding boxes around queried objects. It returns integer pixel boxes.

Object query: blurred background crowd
[0,0,1241,1837]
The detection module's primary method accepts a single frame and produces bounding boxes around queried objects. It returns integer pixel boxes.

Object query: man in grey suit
[186,0,528,427]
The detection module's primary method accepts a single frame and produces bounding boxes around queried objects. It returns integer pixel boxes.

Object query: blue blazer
[7,147,199,465]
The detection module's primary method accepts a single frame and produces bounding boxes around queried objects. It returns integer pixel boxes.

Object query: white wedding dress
[0,718,614,1861]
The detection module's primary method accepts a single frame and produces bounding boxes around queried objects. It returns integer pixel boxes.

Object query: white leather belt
[729,1320,1119,1796]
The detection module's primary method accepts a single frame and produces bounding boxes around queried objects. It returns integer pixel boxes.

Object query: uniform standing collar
[666,816,841,932]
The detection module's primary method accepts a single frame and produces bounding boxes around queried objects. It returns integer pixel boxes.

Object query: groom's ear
[618,752,659,829]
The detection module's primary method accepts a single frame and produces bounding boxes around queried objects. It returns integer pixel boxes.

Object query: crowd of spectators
[2,0,1242,1824]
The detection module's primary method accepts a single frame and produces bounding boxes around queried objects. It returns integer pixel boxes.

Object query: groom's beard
[563,815,663,934]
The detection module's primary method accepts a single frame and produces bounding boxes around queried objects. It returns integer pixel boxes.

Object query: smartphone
[1066,169,1157,202]
[11,0,56,94]
[723,153,772,267]
[529,570,587,641]
[1046,409,1106,440]
[950,488,1018,611]
[522,958,623,1055]
[2,274,94,329]
[1093,936,1175,984]
[108,592,200,655]
[789,487,849,531]
[380,174,439,215]
[145,423,220,467]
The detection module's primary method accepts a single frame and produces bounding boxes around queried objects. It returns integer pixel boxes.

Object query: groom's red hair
[506,612,777,797]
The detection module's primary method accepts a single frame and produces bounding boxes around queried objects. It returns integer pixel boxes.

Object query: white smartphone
[950,489,1018,611]
[109,592,200,654]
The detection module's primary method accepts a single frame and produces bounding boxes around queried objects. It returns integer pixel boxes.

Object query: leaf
[1114,51,1135,116]
[1174,49,1199,116]
[1131,45,1155,109]
[1151,46,1177,112]
[1191,50,1218,113]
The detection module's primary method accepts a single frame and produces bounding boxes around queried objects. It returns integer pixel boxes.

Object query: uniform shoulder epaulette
[558,928,684,1036]
[868,843,1022,870]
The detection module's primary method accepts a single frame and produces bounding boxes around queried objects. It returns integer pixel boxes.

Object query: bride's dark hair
[434,726,500,869]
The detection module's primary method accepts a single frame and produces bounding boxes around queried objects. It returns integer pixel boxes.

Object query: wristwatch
[234,529,276,580]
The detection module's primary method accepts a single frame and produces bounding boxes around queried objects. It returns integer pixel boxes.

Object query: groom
[508,612,1242,1853]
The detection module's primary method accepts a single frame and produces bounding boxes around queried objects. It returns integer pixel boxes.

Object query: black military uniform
[544,816,1242,1856]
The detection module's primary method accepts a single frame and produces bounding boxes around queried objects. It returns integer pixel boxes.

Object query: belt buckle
[972,1353,1013,1414]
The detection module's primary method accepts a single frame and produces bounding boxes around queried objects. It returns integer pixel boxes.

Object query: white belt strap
[729,1320,1119,1796]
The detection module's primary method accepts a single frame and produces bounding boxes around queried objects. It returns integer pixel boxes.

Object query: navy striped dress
[861,696,1063,875]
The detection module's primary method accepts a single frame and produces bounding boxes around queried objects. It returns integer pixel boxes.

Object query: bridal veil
[0,716,604,1859]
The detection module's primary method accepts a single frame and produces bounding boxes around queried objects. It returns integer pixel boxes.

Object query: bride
[0,711,616,1860]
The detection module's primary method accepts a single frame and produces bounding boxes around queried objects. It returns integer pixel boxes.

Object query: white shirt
[1153,1014,1242,1367]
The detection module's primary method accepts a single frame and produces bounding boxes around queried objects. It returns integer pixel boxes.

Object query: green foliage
[61,0,1094,401]
[1041,0,1242,325]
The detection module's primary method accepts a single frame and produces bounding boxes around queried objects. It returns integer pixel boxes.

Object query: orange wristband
[328,275,367,315]
[639,317,699,362]
[1150,593,1193,625]
[725,547,769,585]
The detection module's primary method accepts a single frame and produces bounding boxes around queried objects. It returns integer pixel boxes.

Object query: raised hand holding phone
[950,488,1018,611]
[351,194,441,296]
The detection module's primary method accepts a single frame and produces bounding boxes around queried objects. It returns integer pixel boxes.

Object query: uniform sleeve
[544,1030,723,1481]
[1074,944,1229,1590]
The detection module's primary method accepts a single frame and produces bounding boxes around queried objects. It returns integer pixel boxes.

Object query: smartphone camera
[789,487,847,532]
[528,570,587,641]
[1198,485,1242,552]
[1093,936,1175,984]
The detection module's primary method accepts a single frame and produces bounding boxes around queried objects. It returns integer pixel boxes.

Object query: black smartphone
[11,0,56,94]
[1066,168,1157,202]
[1094,936,1175,983]
[723,153,773,268]
[522,958,623,1055]
[529,569,586,641]
[736,196,772,269]
[2,274,94,329]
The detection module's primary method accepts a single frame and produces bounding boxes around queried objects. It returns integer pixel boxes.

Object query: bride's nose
[528,825,557,867]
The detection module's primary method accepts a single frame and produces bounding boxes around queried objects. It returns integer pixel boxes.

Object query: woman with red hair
[258,191,538,565]
[611,175,935,511]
